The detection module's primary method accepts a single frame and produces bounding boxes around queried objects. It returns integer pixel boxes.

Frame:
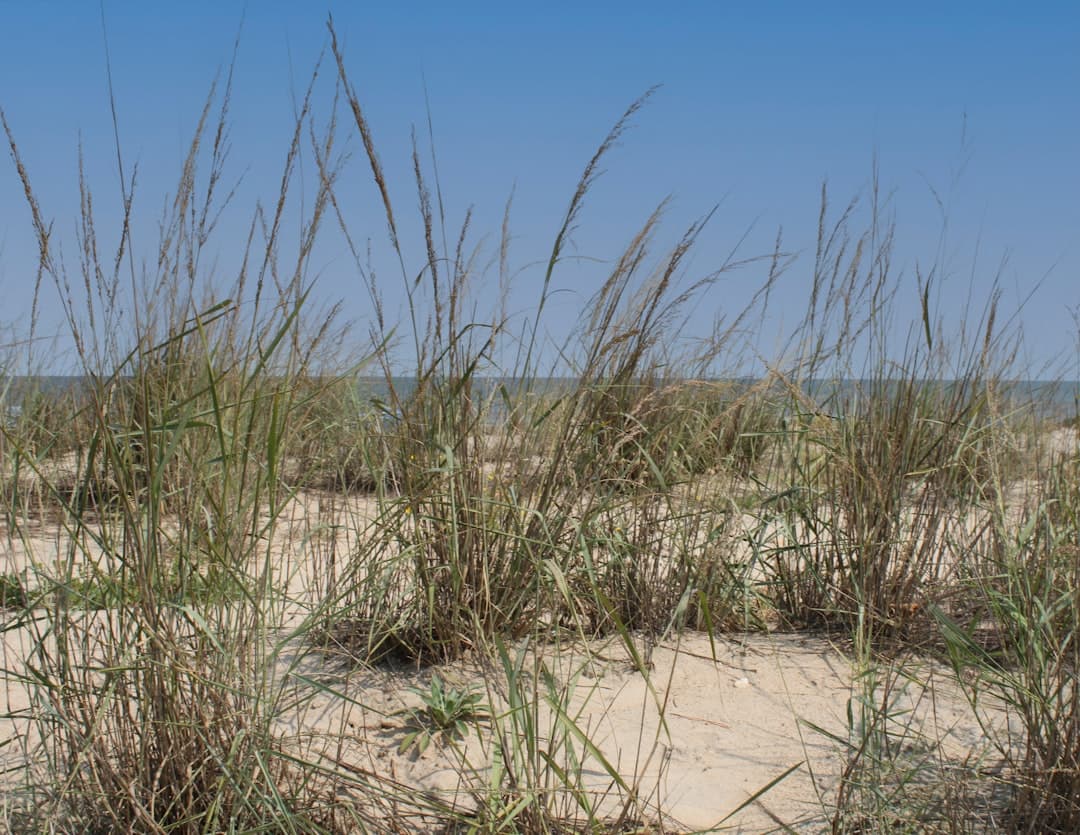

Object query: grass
[0,16,1077,833]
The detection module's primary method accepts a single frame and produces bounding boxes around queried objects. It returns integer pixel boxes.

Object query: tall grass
[319,25,777,669]
[0,59,413,832]
[0,16,1076,833]
[930,441,1080,833]
[746,187,1023,640]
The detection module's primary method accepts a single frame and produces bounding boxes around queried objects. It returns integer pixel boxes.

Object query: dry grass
[0,17,1077,833]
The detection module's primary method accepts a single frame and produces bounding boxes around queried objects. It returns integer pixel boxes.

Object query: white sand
[0,488,1011,831]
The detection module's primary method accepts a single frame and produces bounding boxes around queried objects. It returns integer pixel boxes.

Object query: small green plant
[398,674,489,755]
[0,572,27,610]
[60,573,133,610]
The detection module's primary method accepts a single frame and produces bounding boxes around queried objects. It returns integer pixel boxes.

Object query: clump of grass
[319,31,773,667]
[749,186,1025,639]
[933,442,1080,833]
[0,55,414,832]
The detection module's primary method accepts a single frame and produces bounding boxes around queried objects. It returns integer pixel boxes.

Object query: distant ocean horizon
[4,374,1078,423]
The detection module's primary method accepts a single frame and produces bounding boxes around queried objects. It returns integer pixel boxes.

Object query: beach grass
[0,20,1077,833]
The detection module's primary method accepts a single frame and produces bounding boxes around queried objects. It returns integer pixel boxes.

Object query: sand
[0,487,1012,832]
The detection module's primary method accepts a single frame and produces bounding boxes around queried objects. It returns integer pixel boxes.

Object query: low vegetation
[0,19,1077,833]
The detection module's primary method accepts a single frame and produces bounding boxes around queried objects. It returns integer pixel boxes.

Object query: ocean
[3,375,1078,423]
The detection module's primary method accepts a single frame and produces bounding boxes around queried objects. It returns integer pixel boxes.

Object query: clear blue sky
[1,2,1077,375]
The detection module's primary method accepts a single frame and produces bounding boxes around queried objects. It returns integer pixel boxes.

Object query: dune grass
[0,19,1077,833]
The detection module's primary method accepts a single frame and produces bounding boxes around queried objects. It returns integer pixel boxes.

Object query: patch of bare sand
[272,631,1002,831]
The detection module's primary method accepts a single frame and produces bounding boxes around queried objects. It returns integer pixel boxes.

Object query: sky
[0,2,1077,376]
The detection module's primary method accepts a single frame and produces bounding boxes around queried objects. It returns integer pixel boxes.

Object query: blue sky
[1,2,1077,375]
